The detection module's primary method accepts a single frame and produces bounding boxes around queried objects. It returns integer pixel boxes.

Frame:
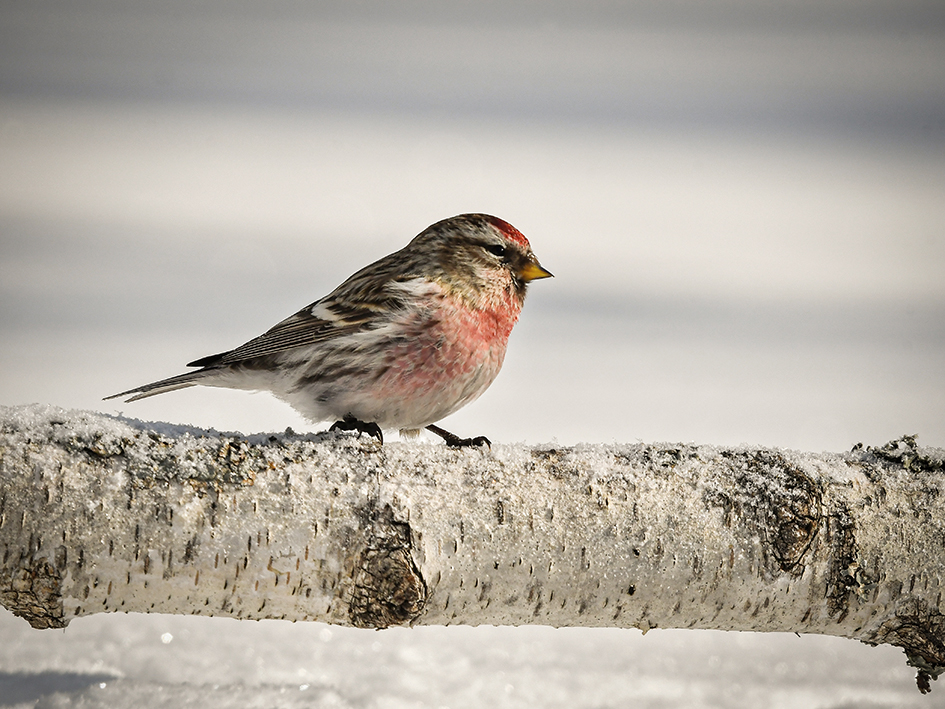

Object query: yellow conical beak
[518,257,553,282]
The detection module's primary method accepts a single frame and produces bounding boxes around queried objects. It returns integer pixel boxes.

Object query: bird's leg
[426,424,491,449]
[330,415,383,444]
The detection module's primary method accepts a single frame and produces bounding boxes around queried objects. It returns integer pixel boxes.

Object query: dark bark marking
[871,599,945,695]
[349,505,426,629]
[704,450,822,576]
[0,557,66,629]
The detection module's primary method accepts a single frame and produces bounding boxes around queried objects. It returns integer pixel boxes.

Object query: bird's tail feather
[104,369,217,403]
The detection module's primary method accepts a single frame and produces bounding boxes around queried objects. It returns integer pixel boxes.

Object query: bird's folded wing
[187,302,368,367]
[187,269,428,368]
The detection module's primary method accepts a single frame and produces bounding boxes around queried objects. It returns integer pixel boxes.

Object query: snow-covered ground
[2,1,944,706]
[0,612,929,708]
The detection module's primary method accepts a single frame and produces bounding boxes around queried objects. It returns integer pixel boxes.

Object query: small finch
[106,214,552,446]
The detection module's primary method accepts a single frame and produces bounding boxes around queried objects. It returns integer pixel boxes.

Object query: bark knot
[706,451,821,576]
[872,599,945,694]
[1,556,67,629]
[349,505,427,629]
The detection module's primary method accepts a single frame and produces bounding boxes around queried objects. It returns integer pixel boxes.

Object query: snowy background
[1,1,944,706]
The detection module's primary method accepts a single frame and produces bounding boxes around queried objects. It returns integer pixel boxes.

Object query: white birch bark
[1,404,943,693]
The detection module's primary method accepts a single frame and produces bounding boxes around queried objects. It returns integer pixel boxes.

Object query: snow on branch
[2,405,944,693]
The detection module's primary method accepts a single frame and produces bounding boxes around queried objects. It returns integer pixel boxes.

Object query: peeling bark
[1,405,944,693]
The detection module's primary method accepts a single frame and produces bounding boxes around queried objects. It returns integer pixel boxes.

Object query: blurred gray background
[1,1,944,706]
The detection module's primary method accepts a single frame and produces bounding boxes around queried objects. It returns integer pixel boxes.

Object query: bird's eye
[483,243,507,258]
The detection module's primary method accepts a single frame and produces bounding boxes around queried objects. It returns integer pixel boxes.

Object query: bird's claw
[330,415,383,444]
[425,424,491,449]
[450,435,492,449]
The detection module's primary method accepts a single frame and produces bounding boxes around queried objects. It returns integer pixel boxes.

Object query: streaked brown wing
[187,302,370,367]
[188,245,420,368]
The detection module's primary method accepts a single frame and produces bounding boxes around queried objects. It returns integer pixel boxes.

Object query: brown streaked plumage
[106,214,552,446]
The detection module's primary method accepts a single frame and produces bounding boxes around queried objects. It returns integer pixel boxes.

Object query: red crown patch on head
[485,215,530,249]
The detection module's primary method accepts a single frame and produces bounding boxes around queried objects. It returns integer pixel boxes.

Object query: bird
[106,213,552,446]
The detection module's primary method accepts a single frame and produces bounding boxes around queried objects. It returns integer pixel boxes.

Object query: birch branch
[1,405,944,693]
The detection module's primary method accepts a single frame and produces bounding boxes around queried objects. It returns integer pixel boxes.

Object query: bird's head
[413,213,552,309]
